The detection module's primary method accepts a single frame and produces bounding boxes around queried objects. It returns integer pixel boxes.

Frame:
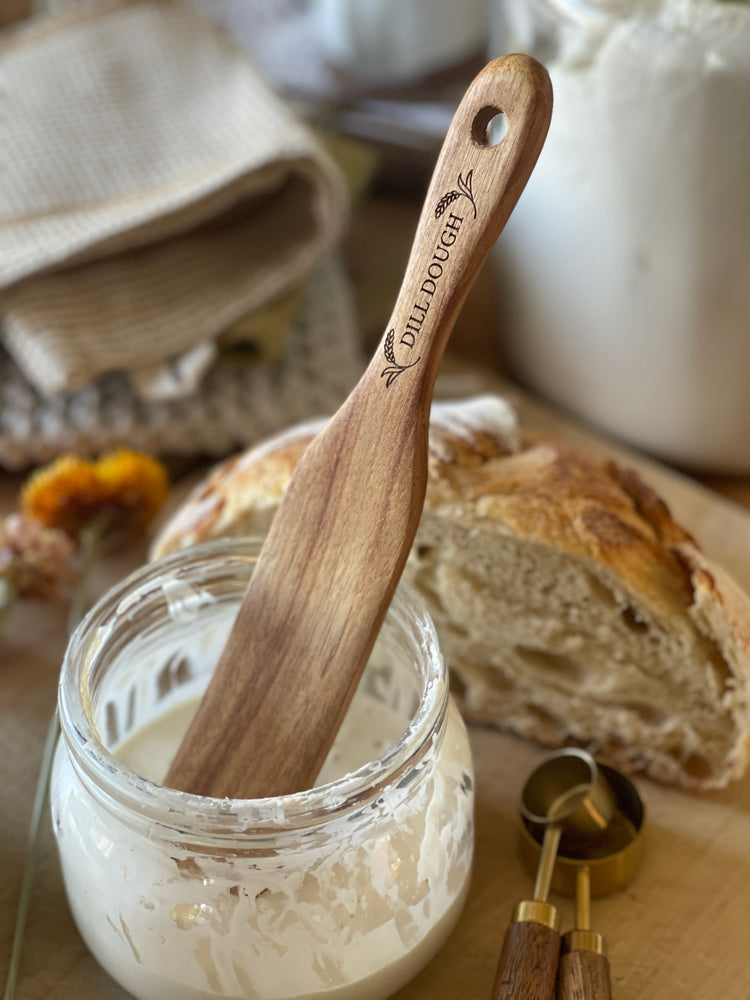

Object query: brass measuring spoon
[519,759,646,1000]
[559,865,611,1000]
[491,749,617,1000]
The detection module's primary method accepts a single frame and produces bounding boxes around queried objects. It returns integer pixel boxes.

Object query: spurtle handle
[491,904,560,1000]
[369,53,553,400]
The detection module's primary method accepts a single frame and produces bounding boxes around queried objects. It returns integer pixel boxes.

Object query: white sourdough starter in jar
[492,0,750,471]
[51,538,474,1000]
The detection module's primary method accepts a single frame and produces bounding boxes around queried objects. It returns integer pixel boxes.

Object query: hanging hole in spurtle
[472,107,508,146]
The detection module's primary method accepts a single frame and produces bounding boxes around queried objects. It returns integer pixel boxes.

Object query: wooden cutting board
[2,374,750,999]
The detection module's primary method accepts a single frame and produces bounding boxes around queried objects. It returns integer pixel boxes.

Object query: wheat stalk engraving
[434,170,477,219]
[381,329,421,387]
[383,328,397,365]
[434,190,462,218]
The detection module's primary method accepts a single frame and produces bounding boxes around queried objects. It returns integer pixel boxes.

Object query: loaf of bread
[151,395,750,790]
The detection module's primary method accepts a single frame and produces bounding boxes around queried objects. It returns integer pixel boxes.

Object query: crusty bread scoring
[151,395,750,790]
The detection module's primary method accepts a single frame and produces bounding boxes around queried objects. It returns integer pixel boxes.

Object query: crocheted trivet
[0,258,363,470]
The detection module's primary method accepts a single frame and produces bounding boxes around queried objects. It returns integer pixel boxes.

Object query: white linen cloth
[0,0,348,399]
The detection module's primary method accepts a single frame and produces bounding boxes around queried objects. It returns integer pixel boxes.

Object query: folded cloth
[0,256,364,470]
[0,0,348,399]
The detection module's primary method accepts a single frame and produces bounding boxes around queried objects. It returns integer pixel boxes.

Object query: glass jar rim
[58,537,449,840]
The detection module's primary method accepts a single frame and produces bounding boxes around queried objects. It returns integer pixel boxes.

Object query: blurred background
[1,0,749,476]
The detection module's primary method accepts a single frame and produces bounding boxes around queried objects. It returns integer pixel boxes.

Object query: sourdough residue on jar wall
[51,541,474,1000]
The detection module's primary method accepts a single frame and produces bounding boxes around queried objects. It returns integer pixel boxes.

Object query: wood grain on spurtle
[165,54,553,800]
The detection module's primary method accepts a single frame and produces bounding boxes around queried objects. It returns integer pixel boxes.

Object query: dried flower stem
[66,517,107,633]
[4,517,108,1000]
[3,712,59,1000]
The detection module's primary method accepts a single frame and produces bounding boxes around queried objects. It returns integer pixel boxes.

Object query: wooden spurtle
[165,54,553,800]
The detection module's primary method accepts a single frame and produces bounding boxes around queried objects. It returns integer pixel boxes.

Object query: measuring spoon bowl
[520,747,617,845]
[520,761,646,897]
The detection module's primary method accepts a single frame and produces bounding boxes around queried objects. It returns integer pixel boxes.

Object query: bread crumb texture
[151,396,750,790]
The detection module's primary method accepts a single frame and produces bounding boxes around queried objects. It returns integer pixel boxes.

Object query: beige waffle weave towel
[0,0,347,399]
[0,256,364,470]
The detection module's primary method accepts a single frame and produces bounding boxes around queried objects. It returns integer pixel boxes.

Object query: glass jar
[51,538,474,1000]
[491,0,750,472]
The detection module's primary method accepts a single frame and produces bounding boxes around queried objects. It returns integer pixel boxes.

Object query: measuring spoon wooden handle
[165,55,552,800]
[557,866,613,999]
[557,949,613,1000]
[492,911,560,1000]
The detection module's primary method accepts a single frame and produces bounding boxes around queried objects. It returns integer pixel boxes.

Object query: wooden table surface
[2,372,750,999]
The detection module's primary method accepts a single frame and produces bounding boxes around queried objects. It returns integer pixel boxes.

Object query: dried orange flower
[20,449,169,542]
[20,456,102,538]
[92,449,170,536]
